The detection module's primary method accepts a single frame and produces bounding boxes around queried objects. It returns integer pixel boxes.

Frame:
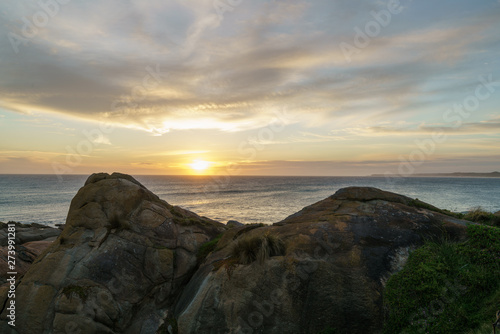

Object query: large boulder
[0,173,225,334]
[175,187,468,334]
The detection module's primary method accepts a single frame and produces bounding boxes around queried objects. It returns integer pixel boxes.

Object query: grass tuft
[231,233,286,265]
[197,233,223,262]
[108,214,131,230]
[156,316,178,334]
[463,207,500,226]
[408,198,464,219]
[62,285,91,302]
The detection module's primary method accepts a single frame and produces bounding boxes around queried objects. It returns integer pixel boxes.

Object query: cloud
[210,154,500,176]
[0,0,499,134]
[363,116,500,135]
[162,150,211,156]
[92,135,112,145]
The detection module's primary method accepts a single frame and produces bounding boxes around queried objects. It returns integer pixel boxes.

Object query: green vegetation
[463,207,500,226]
[466,313,500,334]
[167,317,178,334]
[156,316,178,334]
[383,224,500,334]
[408,199,464,219]
[212,256,239,278]
[408,200,500,227]
[62,285,91,302]
[169,206,183,218]
[197,233,223,262]
[232,223,265,239]
[181,217,196,225]
[169,205,213,226]
[108,215,131,230]
[212,233,286,278]
[231,233,286,265]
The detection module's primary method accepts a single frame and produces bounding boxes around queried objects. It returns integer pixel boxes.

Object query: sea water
[0,174,499,226]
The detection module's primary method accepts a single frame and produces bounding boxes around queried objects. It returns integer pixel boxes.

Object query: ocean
[0,174,499,227]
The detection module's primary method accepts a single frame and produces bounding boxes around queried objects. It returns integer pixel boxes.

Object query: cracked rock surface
[0,173,225,334]
[175,187,469,334]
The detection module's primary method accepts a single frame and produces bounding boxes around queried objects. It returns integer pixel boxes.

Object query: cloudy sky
[0,0,499,176]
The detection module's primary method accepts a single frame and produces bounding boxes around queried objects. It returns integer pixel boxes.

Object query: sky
[0,0,499,177]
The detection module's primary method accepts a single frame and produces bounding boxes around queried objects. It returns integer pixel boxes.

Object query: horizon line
[0,171,499,178]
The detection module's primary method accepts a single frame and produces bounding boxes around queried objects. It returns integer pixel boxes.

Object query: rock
[0,240,55,286]
[0,172,226,334]
[0,180,471,334]
[55,223,66,230]
[226,220,244,228]
[0,222,61,247]
[0,223,60,286]
[494,210,500,217]
[175,187,468,334]
[16,228,61,244]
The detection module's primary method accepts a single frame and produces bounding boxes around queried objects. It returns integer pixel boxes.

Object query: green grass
[408,199,464,219]
[463,207,500,226]
[231,233,286,265]
[408,200,500,226]
[212,233,286,278]
[232,223,265,239]
[169,206,183,218]
[156,316,178,334]
[383,224,500,334]
[197,233,223,262]
[108,215,131,230]
[62,285,91,302]
[465,322,495,334]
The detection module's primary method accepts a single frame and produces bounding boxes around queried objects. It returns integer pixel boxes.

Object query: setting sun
[189,160,210,171]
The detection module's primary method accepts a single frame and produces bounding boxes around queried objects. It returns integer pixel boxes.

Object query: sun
[189,160,210,171]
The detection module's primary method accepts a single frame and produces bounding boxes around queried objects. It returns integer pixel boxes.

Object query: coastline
[371,172,500,178]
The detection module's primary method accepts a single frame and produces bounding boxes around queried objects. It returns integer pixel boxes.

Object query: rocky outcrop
[226,220,244,228]
[0,175,471,334]
[0,223,61,286]
[0,173,225,334]
[0,222,61,246]
[175,187,468,334]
